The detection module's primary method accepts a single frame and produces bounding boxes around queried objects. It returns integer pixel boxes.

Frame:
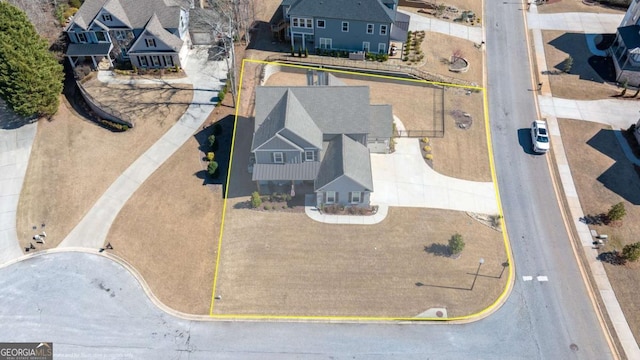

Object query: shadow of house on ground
[193,114,235,194]
[246,20,292,53]
[546,33,617,83]
[587,128,640,204]
[225,116,257,199]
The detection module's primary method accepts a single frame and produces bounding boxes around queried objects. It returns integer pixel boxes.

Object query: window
[139,56,148,67]
[145,38,156,47]
[317,19,325,28]
[164,55,174,67]
[273,152,284,163]
[319,38,332,49]
[326,191,336,204]
[96,31,107,42]
[342,21,349,32]
[380,25,388,35]
[151,56,160,67]
[305,150,314,161]
[292,17,312,28]
[115,30,127,40]
[102,14,112,22]
[366,24,374,34]
[350,192,362,203]
[362,42,370,52]
[77,32,87,43]
[378,43,386,54]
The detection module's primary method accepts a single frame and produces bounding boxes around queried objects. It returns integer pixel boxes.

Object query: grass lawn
[558,118,640,344]
[17,81,191,251]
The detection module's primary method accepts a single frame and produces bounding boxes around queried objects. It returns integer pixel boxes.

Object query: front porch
[66,43,114,70]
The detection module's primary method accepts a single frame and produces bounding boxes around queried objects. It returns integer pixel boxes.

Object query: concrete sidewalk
[528,3,640,359]
[398,9,483,44]
[0,124,36,264]
[538,96,638,130]
[527,12,623,33]
[59,46,227,249]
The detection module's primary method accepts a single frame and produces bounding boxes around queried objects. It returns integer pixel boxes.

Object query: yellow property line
[209,59,514,322]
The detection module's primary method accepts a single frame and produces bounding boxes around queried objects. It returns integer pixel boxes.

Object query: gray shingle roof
[66,43,113,56]
[369,105,393,139]
[129,13,184,52]
[252,162,321,181]
[252,89,323,151]
[315,135,373,191]
[255,86,371,135]
[69,0,183,31]
[288,0,395,23]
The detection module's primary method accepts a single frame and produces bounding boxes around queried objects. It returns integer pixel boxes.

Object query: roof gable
[128,13,184,52]
[68,0,183,31]
[289,0,395,23]
[315,135,373,191]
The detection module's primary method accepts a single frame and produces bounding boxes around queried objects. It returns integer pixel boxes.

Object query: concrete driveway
[398,9,483,43]
[370,138,498,214]
[0,103,37,264]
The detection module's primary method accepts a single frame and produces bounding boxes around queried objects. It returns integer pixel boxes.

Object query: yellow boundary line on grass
[209,58,514,322]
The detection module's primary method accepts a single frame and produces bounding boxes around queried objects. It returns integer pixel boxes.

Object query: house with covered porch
[65,0,191,70]
[250,75,393,209]
[609,0,640,86]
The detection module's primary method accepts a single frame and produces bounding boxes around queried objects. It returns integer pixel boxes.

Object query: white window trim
[366,23,374,34]
[319,38,332,49]
[304,150,314,161]
[378,43,386,54]
[292,17,313,28]
[151,55,161,67]
[77,32,87,43]
[139,56,148,67]
[342,21,349,32]
[350,191,362,204]
[380,25,388,35]
[362,42,370,52]
[164,55,174,67]
[326,191,336,204]
[317,19,325,28]
[102,14,112,22]
[273,152,284,163]
[145,38,156,47]
[95,31,108,42]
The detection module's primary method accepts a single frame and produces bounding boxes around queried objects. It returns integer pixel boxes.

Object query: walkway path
[528,3,640,359]
[0,123,36,264]
[398,9,483,43]
[59,47,227,249]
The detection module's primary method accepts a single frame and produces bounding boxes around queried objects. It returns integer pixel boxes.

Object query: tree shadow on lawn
[193,114,235,194]
[424,243,451,257]
[546,33,617,83]
[587,128,640,205]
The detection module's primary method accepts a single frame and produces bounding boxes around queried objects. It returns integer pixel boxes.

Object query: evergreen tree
[0,2,64,117]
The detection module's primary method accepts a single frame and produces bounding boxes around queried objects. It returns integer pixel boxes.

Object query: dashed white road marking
[522,276,533,281]
[537,276,549,282]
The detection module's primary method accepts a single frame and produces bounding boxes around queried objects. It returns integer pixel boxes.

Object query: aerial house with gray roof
[65,0,191,70]
[250,77,393,208]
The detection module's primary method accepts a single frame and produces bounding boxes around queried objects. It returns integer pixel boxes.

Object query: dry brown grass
[106,133,223,315]
[213,203,507,317]
[536,0,625,14]
[541,30,620,100]
[558,118,640,344]
[399,1,483,21]
[263,67,490,181]
[16,83,192,251]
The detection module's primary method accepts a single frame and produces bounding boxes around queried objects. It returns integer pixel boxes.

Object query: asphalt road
[0,3,616,360]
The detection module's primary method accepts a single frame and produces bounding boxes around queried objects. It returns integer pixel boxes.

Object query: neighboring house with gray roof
[609,0,640,86]
[65,0,191,70]
[251,81,393,208]
[273,0,409,54]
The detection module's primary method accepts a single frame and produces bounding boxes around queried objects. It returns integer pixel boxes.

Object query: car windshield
[537,135,549,143]
[539,128,547,135]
